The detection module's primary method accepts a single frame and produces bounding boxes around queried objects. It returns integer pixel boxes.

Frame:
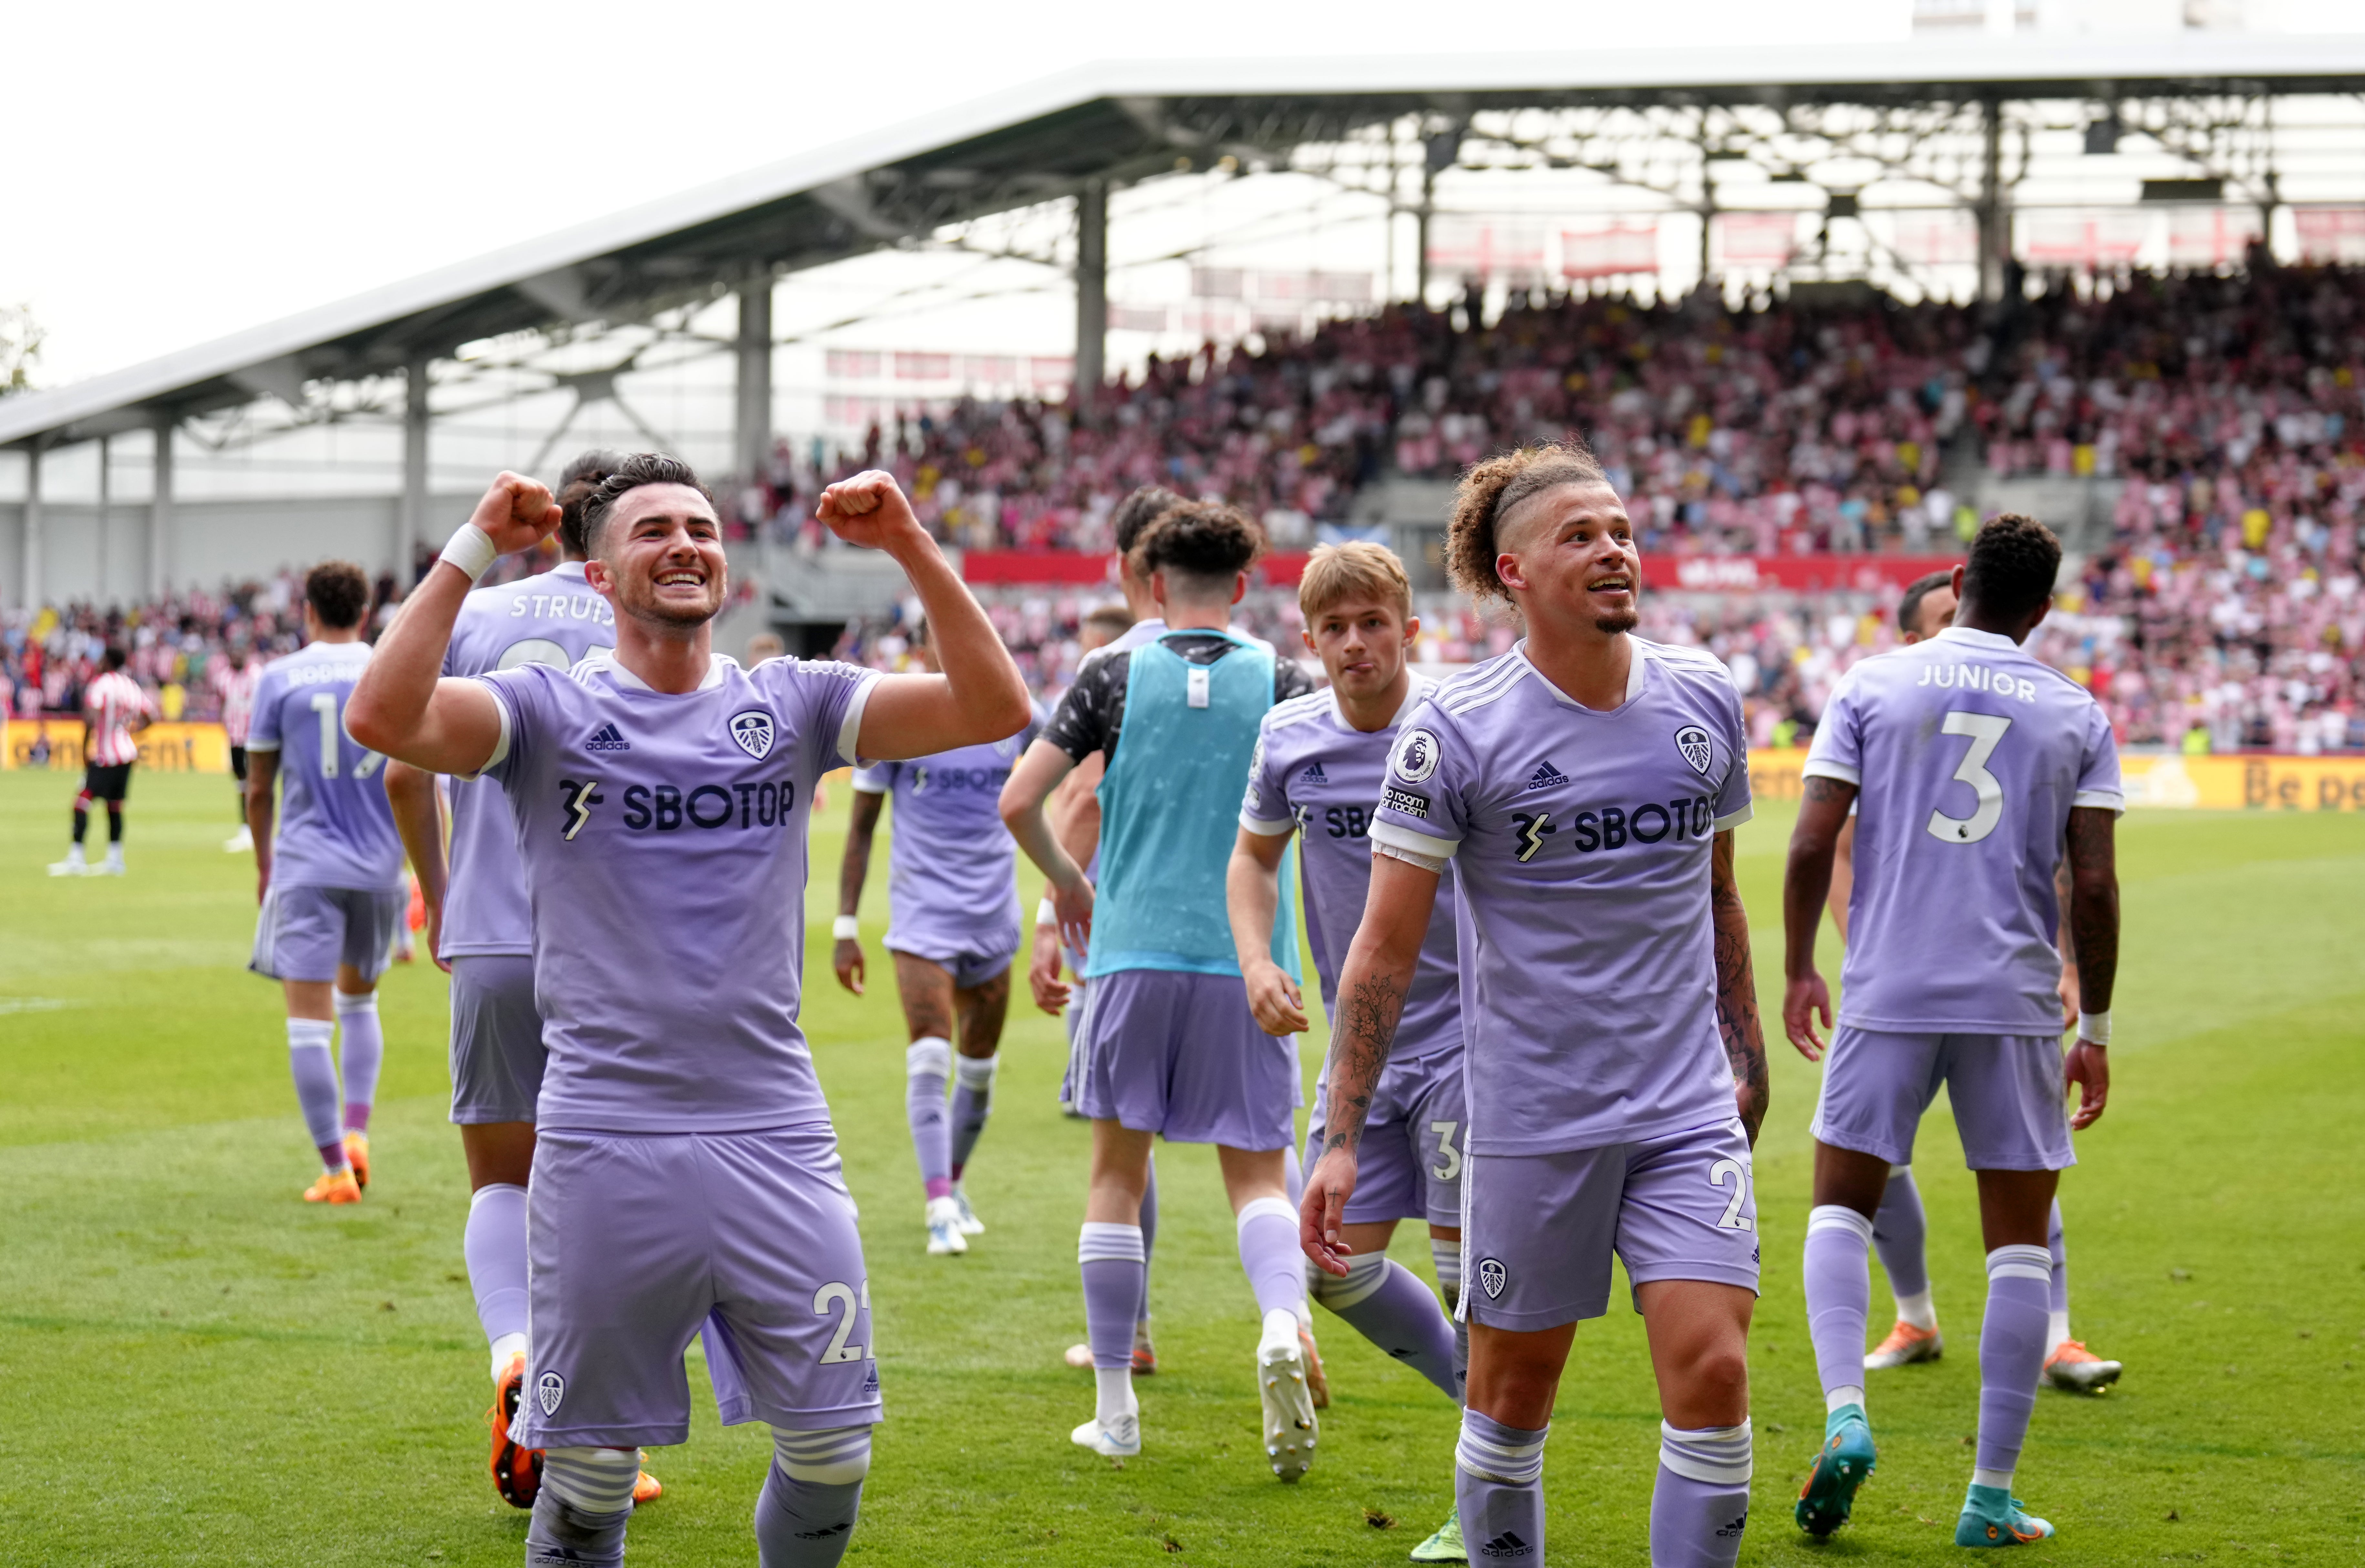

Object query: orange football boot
[303,1169,362,1204]
[343,1132,370,1191]
[489,1353,542,1508]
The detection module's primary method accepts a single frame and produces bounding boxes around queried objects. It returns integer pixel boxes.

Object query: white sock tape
[439,522,500,583]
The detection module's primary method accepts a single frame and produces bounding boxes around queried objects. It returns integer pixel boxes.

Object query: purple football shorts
[1460,1117,1761,1332]
[248,883,406,983]
[887,942,1016,992]
[513,1122,882,1449]
[1076,968,1300,1150]
[1307,1044,1465,1229]
[447,953,543,1126]
[1812,1026,2074,1172]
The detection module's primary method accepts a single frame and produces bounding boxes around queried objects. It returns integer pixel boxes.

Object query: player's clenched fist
[816,470,926,552]
[468,471,564,554]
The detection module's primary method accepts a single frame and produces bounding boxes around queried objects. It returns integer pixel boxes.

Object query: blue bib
[1087,632,1300,980]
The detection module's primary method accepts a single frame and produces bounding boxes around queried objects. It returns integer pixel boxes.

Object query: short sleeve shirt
[246,643,406,890]
[476,652,876,1132]
[1239,679,1463,1061]
[851,700,1045,959]
[1367,640,1751,1156]
[1804,625,2122,1035]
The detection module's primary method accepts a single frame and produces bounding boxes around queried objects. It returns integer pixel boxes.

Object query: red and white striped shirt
[84,670,155,766]
[211,654,264,745]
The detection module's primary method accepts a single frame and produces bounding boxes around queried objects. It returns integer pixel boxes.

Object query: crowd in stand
[7,268,2361,752]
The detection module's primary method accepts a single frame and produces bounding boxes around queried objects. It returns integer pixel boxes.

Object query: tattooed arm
[1781,773,1859,1062]
[2062,805,2119,1131]
[1300,850,1440,1276]
[1711,829,1770,1147]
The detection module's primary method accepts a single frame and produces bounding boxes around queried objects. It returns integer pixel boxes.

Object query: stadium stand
[8,271,2361,753]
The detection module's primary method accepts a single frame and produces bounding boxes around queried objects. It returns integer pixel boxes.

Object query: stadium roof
[7,32,2365,453]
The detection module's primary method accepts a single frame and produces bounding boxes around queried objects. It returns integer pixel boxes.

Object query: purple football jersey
[477,653,877,1132]
[1367,640,1751,1156]
[850,700,1044,960]
[245,641,406,891]
[439,563,617,957]
[1804,625,2123,1034]
[1240,678,1463,1061]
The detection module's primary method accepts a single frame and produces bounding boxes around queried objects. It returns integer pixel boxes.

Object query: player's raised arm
[1781,774,1859,1061]
[346,473,562,772]
[817,472,1030,761]
[2062,805,2119,1130]
[1228,827,1309,1037]
[1711,828,1770,1145]
[1301,851,1439,1274]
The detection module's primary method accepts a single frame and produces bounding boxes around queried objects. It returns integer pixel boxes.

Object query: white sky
[12,0,2360,391]
[10,0,1926,387]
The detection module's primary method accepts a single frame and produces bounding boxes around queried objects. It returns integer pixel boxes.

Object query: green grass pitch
[0,768,2360,1566]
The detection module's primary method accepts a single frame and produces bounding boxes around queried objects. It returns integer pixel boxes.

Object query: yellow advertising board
[1747,748,2365,813]
[2,720,234,774]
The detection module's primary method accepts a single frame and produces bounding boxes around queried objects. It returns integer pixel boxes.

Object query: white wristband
[439,523,499,583]
[2077,1009,2111,1046]
[1037,898,1059,926]
[831,916,860,942]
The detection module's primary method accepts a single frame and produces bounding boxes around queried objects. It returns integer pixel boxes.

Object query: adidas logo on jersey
[1476,1529,1533,1559]
[1524,761,1567,791]
[584,723,630,752]
[1300,761,1328,783]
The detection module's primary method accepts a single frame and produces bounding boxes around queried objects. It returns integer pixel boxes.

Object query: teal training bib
[1087,632,1300,981]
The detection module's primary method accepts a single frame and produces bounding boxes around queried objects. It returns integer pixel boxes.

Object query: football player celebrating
[349,457,1029,1568]
[1312,443,1769,1568]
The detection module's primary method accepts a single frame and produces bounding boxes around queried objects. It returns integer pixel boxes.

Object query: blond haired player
[1230,540,1468,1561]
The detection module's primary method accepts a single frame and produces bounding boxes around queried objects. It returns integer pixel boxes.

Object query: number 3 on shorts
[1429,1120,1462,1183]
[1708,1158,1754,1231]
[813,1279,874,1364]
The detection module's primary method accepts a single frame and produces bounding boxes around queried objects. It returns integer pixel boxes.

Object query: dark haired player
[48,646,155,877]
[349,456,1029,1568]
[384,452,675,1509]
[244,562,407,1204]
[1000,501,1324,1474]
[832,615,1044,1255]
[1782,514,2121,1547]
[1832,573,2123,1395]
[1035,488,1192,1377]
[1311,444,1769,1567]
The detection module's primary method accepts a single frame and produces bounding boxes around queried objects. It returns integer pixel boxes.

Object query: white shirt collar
[1932,626,2021,652]
[551,561,588,581]
[599,651,738,693]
